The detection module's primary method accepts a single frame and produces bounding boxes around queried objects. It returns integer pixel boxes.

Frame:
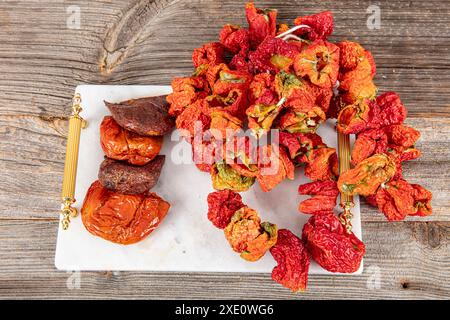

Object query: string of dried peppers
[167,2,432,292]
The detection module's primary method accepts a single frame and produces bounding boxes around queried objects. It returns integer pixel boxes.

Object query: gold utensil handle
[337,131,354,233]
[60,93,87,230]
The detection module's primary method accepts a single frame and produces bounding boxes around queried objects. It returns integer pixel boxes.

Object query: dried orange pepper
[338,153,397,196]
[224,206,277,261]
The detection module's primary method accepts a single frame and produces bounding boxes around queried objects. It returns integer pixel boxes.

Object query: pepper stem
[275,24,310,39]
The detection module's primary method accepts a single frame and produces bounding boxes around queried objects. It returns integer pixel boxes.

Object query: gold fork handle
[60,93,86,230]
[337,131,354,233]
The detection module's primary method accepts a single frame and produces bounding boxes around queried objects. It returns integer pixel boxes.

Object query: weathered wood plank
[0,0,449,117]
[0,220,448,299]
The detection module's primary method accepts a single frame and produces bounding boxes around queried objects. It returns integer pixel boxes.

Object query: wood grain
[0,0,449,299]
[0,220,448,299]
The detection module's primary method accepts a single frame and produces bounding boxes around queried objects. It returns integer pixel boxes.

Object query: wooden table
[0,0,449,299]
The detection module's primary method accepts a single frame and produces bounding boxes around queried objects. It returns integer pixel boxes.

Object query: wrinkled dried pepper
[270,229,310,292]
[302,213,365,273]
[338,153,397,196]
[224,206,277,261]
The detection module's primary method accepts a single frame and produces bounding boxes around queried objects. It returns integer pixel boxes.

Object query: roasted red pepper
[81,181,170,245]
[100,116,163,166]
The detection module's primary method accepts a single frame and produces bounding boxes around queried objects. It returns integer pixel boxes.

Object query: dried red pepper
[309,83,333,113]
[274,71,314,109]
[278,106,326,134]
[163,2,433,288]
[257,145,295,192]
[167,76,209,117]
[246,103,283,137]
[385,124,420,148]
[302,213,365,273]
[352,124,420,165]
[279,132,325,162]
[298,180,339,214]
[211,69,252,96]
[210,110,243,140]
[338,153,397,196]
[224,136,259,178]
[338,41,376,77]
[375,179,432,221]
[175,99,211,138]
[245,2,277,48]
[219,24,250,54]
[207,190,245,229]
[336,99,372,134]
[337,41,377,106]
[293,11,334,41]
[248,37,300,73]
[299,195,337,215]
[270,229,310,292]
[351,128,388,165]
[248,73,278,105]
[294,40,339,88]
[191,136,216,173]
[298,180,339,197]
[410,184,433,217]
[304,147,338,181]
[192,42,225,68]
[369,92,407,129]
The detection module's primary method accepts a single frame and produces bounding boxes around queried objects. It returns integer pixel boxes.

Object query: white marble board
[55,85,362,274]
